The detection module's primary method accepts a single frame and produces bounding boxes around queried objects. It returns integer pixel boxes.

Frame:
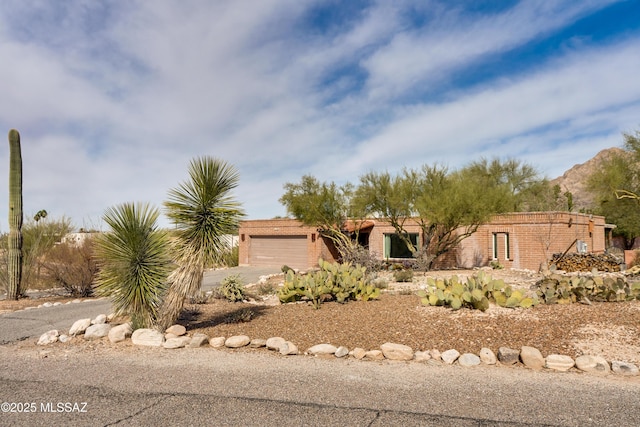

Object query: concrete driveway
[201,266,282,291]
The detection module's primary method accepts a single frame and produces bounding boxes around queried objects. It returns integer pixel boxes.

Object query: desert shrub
[0,216,74,294]
[256,281,278,295]
[188,291,212,304]
[489,260,504,270]
[216,274,246,302]
[341,245,384,272]
[369,275,389,290]
[220,244,239,267]
[412,249,436,272]
[393,269,414,283]
[224,307,255,323]
[41,239,98,297]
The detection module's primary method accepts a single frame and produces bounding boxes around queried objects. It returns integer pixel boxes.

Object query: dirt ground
[2,268,640,363]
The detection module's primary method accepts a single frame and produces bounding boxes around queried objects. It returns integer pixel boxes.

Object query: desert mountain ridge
[550,147,626,211]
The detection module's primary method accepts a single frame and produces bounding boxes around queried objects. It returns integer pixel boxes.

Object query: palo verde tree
[279,175,365,260]
[587,130,640,248]
[354,158,548,269]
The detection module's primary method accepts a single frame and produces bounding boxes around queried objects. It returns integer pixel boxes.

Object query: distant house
[238,212,610,271]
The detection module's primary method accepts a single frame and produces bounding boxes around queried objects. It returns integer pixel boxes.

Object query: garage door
[248,235,308,269]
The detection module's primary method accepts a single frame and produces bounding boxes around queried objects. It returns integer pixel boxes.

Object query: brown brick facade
[238,212,607,271]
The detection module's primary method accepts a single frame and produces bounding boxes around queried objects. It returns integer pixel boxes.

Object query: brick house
[238,212,609,271]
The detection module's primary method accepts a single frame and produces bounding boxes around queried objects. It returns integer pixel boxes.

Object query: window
[384,233,418,259]
[492,232,510,260]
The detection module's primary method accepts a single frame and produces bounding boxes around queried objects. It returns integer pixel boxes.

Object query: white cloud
[0,1,638,231]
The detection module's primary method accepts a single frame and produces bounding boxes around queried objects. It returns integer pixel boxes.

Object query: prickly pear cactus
[417,272,538,311]
[7,129,23,300]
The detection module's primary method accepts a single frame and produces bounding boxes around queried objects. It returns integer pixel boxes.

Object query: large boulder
[131,328,164,347]
[380,342,413,361]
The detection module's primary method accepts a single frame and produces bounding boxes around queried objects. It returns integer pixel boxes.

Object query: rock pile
[35,313,640,377]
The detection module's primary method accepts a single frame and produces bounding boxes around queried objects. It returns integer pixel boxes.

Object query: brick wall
[456,212,606,270]
[239,212,607,271]
[238,219,333,268]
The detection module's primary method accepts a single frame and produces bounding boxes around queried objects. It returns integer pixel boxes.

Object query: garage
[248,235,309,269]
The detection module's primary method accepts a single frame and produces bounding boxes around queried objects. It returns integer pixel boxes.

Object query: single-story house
[238,212,610,271]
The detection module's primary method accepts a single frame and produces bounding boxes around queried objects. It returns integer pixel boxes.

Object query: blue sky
[1,0,640,230]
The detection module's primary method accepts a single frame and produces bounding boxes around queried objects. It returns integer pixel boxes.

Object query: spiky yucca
[94,203,172,329]
[158,156,244,330]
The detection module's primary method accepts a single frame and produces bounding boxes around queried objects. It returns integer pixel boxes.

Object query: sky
[1,0,640,231]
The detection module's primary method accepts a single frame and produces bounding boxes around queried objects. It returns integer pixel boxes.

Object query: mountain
[550,147,625,211]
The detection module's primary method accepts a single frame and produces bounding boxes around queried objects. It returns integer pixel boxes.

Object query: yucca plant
[94,203,172,329]
[157,156,244,330]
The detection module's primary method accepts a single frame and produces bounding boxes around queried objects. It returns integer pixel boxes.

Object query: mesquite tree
[7,129,23,300]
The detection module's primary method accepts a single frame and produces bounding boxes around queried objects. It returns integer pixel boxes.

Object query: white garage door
[248,235,308,269]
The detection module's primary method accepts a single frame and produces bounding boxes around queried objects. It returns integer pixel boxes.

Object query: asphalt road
[1,266,639,426]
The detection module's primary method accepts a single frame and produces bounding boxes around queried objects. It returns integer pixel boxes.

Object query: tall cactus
[7,129,23,300]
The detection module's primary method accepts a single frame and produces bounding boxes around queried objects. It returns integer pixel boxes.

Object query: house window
[384,233,418,259]
[492,232,510,260]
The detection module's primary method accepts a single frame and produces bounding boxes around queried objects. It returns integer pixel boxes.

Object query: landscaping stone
[69,318,92,336]
[545,354,575,371]
[351,347,366,360]
[131,329,164,347]
[84,323,111,340]
[308,344,338,355]
[163,336,191,349]
[498,347,520,365]
[189,333,209,348]
[458,353,481,367]
[37,330,59,345]
[225,335,251,348]
[279,341,298,355]
[430,349,442,361]
[249,338,267,348]
[479,347,497,365]
[91,314,107,325]
[441,349,460,365]
[380,342,413,361]
[335,346,349,358]
[364,350,384,361]
[520,346,545,370]
[58,334,70,343]
[575,355,610,374]
[108,323,133,344]
[611,361,639,376]
[165,324,187,336]
[266,337,286,351]
[209,336,226,348]
[414,351,431,362]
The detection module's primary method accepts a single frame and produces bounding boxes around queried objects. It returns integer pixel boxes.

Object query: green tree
[279,175,364,260]
[588,131,640,248]
[158,157,245,330]
[94,203,172,329]
[353,169,417,254]
[354,158,547,269]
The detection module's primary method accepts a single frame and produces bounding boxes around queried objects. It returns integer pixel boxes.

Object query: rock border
[34,312,640,378]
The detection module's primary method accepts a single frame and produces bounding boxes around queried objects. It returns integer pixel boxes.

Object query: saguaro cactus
[7,129,23,300]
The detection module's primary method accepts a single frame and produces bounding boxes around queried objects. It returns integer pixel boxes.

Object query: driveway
[201,266,282,291]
